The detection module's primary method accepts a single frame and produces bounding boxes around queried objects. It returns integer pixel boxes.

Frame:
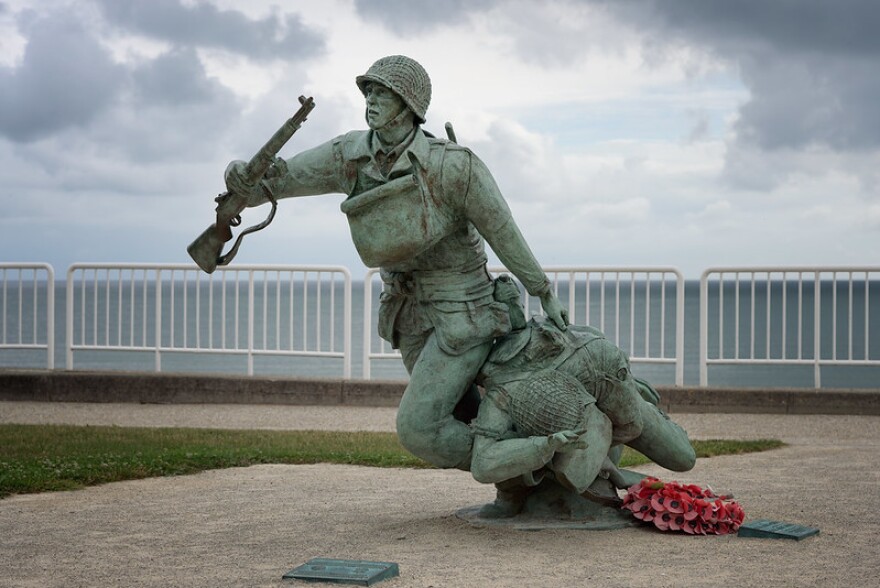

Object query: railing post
[699,270,710,387]
[674,270,684,387]
[46,265,55,369]
[66,266,75,370]
[154,269,162,372]
[343,270,352,379]
[247,269,255,376]
[362,269,375,379]
[814,271,821,388]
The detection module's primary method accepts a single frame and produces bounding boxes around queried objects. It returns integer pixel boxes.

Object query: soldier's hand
[547,429,587,453]
[224,160,266,207]
[539,290,569,330]
[265,156,289,180]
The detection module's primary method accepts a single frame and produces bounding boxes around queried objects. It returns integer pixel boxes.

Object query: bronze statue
[191,56,696,526]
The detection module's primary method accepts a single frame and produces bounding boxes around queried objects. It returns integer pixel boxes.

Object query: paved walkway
[0,402,878,587]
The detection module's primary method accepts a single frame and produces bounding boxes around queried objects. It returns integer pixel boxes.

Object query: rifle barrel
[245,96,315,183]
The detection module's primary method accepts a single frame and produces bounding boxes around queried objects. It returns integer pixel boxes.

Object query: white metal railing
[66,263,352,376]
[700,267,880,388]
[0,263,55,368]
[364,266,685,384]
[3,261,875,388]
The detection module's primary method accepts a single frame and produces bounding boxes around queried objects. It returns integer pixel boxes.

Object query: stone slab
[738,519,820,541]
[283,558,399,586]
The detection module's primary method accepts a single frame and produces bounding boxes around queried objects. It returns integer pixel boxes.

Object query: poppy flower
[668,513,687,531]
[693,498,713,521]
[684,483,704,495]
[664,493,687,514]
[682,518,706,535]
[682,501,700,521]
[628,499,655,521]
[727,503,745,525]
[650,493,668,512]
[630,477,662,499]
[653,512,674,531]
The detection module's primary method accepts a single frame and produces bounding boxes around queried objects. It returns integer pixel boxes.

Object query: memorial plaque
[283,558,399,586]
[738,519,820,541]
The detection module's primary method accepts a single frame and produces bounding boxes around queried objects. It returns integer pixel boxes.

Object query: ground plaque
[283,558,399,586]
[738,519,820,541]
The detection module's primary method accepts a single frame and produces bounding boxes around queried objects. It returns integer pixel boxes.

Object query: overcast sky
[1,0,878,278]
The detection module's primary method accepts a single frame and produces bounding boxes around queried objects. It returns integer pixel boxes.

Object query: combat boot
[478,479,532,519]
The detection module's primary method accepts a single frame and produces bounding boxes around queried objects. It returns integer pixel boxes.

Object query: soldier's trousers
[395,331,492,470]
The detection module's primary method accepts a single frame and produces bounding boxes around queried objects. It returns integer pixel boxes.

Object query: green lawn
[0,424,784,498]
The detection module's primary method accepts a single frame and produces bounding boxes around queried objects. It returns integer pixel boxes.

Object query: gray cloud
[0,10,126,142]
[352,0,496,33]
[95,0,325,59]
[733,51,880,152]
[0,2,296,167]
[352,0,620,66]
[91,86,240,166]
[132,47,225,106]
[598,0,880,153]
[608,0,880,59]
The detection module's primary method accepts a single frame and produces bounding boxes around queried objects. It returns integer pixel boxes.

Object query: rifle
[187,95,315,273]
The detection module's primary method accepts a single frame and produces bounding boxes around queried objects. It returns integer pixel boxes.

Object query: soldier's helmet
[506,369,596,437]
[356,55,431,123]
[585,338,631,387]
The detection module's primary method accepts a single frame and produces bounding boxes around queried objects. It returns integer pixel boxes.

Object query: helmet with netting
[583,338,631,392]
[356,55,431,123]
[507,369,595,436]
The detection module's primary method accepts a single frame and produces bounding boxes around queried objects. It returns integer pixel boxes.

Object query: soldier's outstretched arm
[463,153,569,329]
[224,137,351,208]
[471,399,560,485]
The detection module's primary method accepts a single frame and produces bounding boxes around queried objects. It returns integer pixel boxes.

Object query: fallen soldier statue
[464,276,695,525]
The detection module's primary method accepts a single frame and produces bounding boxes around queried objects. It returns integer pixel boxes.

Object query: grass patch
[622,438,786,468]
[0,424,785,498]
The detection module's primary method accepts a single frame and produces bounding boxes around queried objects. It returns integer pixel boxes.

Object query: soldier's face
[364,83,406,129]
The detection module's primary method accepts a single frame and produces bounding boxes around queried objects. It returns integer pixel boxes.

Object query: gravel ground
[1,401,878,587]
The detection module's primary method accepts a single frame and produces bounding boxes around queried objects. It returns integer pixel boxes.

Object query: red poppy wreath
[621,477,745,535]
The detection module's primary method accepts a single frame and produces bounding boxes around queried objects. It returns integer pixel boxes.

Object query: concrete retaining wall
[1,369,878,415]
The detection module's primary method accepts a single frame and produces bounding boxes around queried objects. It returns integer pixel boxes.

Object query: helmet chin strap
[370,107,417,146]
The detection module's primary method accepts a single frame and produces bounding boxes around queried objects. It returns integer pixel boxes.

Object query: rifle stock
[187,224,227,274]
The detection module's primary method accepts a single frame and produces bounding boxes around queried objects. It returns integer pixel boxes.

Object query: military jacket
[261,128,551,353]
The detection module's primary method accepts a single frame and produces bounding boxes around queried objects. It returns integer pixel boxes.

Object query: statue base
[457,478,636,531]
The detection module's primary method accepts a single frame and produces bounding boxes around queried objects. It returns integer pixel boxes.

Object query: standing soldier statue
[216,55,568,470]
